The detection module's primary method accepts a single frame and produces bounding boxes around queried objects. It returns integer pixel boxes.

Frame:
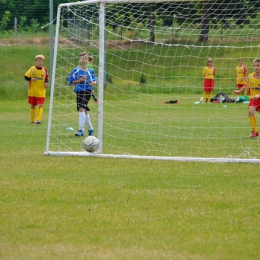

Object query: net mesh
[46,0,260,160]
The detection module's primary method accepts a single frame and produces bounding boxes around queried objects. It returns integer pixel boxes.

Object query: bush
[139,73,147,84]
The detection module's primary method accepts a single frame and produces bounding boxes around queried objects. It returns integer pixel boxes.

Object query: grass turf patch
[0,100,260,259]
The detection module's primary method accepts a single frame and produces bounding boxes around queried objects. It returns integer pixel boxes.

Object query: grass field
[1,100,260,259]
[1,33,260,259]
[47,91,260,160]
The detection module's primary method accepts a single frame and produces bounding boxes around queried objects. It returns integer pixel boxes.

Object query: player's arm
[89,81,97,86]
[70,76,86,85]
[232,84,247,95]
[88,70,98,87]
[252,94,260,100]
[68,70,85,85]
[44,78,49,88]
[71,76,86,84]
[243,68,247,82]
[24,67,33,81]
[24,76,31,81]
[234,73,237,84]
[89,71,98,101]
[203,67,206,78]
[43,67,49,88]
[24,74,36,82]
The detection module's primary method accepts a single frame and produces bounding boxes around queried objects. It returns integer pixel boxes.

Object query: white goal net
[45,0,260,163]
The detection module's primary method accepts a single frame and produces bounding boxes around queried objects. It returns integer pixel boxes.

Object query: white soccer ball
[83,136,99,152]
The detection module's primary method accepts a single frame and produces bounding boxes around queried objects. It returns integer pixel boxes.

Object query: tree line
[0,0,259,42]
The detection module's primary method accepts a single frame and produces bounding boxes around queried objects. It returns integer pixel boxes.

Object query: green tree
[0,0,77,31]
[0,0,260,41]
[0,10,10,31]
[199,2,211,42]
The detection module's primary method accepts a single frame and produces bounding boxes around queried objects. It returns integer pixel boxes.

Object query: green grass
[0,45,51,100]
[1,31,259,100]
[48,92,260,159]
[1,100,260,259]
[1,35,260,259]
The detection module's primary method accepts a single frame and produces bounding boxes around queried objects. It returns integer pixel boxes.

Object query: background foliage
[1,0,260,41]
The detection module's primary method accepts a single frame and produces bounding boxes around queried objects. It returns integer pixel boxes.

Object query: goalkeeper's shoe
[75,130,84,137]
[250,131,259,139]
[88,129,94,136]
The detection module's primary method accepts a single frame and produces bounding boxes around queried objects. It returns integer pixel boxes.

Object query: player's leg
[202,80,207,102]
[75,92,86,136]
[35,97,46,124]
[236,84,242,96]
[208,92,212,103]
[248,104,258,138]
[30,106,36,124]
[91,89,98,102]
[84,91,94,136]
[203,80,213,103]
[207,80,214,103]
[28,96,37,124]
[85,111,94,136]
[35,105,43,124]
[202,92,207,102]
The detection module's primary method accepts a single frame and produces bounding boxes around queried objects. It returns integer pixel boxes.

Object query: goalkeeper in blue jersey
[68,51,97,137]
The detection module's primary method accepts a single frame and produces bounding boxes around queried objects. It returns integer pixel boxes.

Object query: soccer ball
[83,136,99,152]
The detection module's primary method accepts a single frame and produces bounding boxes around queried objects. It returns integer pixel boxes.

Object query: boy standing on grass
[202,58,216,103]
[24,55,49,124]
[235,58,247,96]
[233,58,260,139]
[68,51,97,137]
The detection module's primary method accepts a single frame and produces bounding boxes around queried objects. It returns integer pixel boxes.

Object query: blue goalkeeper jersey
[68,66,97,92]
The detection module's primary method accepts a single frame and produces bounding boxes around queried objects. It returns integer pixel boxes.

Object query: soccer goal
[45,0,260,163]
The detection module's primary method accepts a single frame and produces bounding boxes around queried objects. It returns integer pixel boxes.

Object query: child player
[24,54,49,124]
[235,58,247,96]
[202,58,216,103]
[233,58,260,139]
[68,51,97,137]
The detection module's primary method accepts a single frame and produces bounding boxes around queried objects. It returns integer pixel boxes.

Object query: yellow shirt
[25,66,48,97]
[247,72,260,98]
[203,66,215,79]
[236,65,247,84]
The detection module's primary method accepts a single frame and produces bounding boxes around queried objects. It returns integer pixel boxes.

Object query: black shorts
[76,90,92,111]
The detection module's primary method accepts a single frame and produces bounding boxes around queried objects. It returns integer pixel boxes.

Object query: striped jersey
[68,66,97,92]
[247,72,260,98]
[236,65,247,84]
[25,66,48,97]
[203,66,215,79]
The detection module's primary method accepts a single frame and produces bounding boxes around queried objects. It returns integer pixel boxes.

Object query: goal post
[45,0,260,163]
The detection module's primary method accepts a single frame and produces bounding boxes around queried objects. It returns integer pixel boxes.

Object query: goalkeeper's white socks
[85,114,93,131]
[79,111,86,131]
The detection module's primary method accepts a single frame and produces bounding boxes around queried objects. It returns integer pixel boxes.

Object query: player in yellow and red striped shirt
[235,58,247,96]
[202,58,216,103]
[233,58,260,138]
[24,55,49,124]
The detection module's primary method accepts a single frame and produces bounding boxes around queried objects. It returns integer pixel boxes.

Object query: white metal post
[45,5,61,153]
[97,1,105,153]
